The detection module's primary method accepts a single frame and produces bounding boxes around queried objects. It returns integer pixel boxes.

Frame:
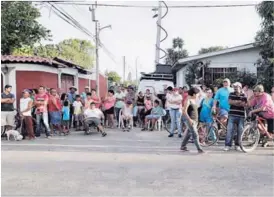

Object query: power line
[50,2,258,8]
[46,2,119,65]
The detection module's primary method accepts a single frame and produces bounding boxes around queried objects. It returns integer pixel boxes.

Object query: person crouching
[83,102,107,137]
[142,100,164,131]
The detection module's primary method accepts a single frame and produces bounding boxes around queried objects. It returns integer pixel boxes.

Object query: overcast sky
[37,1,262,79]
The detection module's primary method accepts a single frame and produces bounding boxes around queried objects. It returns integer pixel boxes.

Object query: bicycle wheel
[164,117,171,133]
[199,125,219,147]
[240,124,260,153]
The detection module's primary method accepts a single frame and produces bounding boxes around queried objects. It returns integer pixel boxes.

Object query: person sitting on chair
[83,102,107,137]
[142,100,164,131]
[121,100,133,131]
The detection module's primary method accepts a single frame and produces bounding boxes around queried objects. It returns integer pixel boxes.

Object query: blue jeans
[170,109,182,134]
[36,112,51,137]
[225,115,244,147]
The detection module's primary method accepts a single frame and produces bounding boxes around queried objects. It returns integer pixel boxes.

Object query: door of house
[61,74,74,93]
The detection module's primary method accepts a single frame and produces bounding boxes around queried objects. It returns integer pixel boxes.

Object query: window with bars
[206,67,237,83]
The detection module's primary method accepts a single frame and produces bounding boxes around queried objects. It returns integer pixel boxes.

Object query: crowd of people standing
[1,79,274,153]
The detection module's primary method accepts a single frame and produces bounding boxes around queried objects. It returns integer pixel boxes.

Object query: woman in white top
[20,89,35,140]
[167,88,183,138]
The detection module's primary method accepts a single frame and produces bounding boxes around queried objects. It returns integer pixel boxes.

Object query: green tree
[198,46,226,55]
[13,39,94,68]
[254,1,274,92]
[165,37,188,65]
[1,1,50,54]
[185,61,210,86]
[105,71,121,83]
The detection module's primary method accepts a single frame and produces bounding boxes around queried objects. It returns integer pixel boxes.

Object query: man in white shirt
[83,102,107,137]
[167,88,183,138]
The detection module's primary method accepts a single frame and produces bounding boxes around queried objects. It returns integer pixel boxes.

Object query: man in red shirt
[48,88,63,135]
[35,86,51,138]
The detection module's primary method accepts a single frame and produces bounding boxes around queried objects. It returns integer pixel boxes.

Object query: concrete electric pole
[89,2,111,96]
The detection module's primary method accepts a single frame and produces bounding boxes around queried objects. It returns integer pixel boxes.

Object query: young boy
[73,95,83,131]
[121,100,133,131]
[142,100,164,131]
[62,101,70,134]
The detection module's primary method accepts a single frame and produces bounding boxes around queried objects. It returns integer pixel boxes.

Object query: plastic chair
[118,108,134,128]
[148,109,167,131]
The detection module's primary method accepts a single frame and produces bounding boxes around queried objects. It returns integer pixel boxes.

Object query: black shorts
[105,107,114,115]
[266,119,274,134]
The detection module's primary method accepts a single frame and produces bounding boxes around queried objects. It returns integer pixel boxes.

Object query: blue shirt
[62,106,70,121]
[200,98,214,123]
[67,92,76,104]
[214,87,234,111]
[81,92,87,101]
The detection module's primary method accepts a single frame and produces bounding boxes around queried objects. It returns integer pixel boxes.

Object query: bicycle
[239,114,274,153]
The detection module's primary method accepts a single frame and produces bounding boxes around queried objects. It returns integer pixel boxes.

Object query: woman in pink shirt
[103,90,116,128]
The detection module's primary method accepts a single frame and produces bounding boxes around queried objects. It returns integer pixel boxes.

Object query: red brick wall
[16,71,58,105]
[78,78,89,94]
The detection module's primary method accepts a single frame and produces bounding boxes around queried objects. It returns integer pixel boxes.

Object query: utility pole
[155,1,162,68]
[89,2,111,96]
[123,56,126,83]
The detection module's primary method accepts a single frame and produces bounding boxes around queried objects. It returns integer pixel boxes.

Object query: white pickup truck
[137,79,174,95]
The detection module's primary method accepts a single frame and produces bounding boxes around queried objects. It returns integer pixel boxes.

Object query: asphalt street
[1,129,274,197]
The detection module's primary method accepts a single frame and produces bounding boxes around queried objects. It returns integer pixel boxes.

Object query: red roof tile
[1,55,64,67]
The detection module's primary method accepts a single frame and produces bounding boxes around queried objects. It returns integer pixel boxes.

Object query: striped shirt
[228,92,247,117]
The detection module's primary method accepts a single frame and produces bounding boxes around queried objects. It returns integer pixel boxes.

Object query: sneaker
[46,136,52,139]
[168,134,174,137]
[198,149,206,154]
[141,128,147,131]
[223,146,230,151]
[180,146,189,152]
[178,134,182,138]
[102,132,107,137]
[235,146,241,151]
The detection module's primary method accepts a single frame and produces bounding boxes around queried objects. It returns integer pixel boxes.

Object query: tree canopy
[254,1,274,92]
[1,1,50,54]
[165,37,188,65]
[105,71,121,83]
[198,46,226,55]
[13,39,95,68]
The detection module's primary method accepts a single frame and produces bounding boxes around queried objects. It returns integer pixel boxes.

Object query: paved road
[2,129,274,197]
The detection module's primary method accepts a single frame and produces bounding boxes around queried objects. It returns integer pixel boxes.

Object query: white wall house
[173,43,261,87]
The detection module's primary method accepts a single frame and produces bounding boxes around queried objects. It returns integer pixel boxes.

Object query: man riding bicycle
[248,85,274,138]
[212,78,234,126]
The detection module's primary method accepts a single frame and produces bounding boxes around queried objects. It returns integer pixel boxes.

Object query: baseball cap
[85,86,90,89]
[22,89,31,93]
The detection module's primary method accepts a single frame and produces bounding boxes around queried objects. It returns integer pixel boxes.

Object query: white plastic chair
[148,109,166,131]
[118,108,134,128]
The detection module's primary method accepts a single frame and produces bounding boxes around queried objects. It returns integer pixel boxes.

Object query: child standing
[62,101,70,134]
[73,95,83,131]
[121,100,133,131]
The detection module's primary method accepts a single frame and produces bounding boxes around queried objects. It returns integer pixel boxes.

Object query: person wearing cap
[34,86,51,137]
[224,82,247,151]
[212,78,234,125]
[167,87,183,138]
[83,102,107,137]
[20,89,35,140]
[1,85,16,131]
[121,100,133,131]
[248,85,274,138]
[68,86,77,128]
[81,86,90,102]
